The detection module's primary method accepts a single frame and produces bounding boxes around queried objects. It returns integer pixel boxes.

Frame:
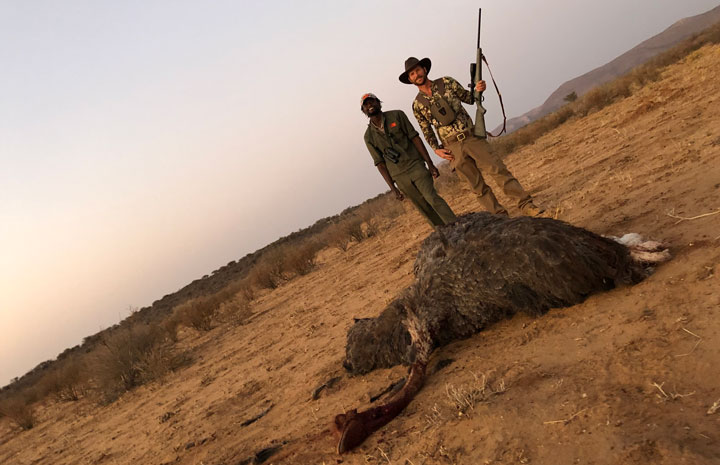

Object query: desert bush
[134,345,185,386]
[344,215,365,242]
[363,217,381,238]
[238,281,256,301]
[0,392,36,430]
[88,322,181,403]
[563,91,578,102]
[322,211,390,252]
[223,276,256,301]
[36,359,86,402]
[434,162,463,197]
[166,279,255,331]
[248,252,285,290]
[323,221,353,252]
[220,294,253,326]
[161,315,181,342]
[353,203,379,238]
[283,240,321,276]
[354,197,402,237]
[173,295,222,331]
[373,193,407,220]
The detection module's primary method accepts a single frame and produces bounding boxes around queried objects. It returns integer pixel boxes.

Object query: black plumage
[343,212,649,375]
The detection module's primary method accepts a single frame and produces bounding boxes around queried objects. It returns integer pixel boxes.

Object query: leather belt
[442,129,473,145]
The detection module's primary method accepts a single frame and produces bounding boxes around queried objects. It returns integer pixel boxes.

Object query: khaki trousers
[394,163,458,227]
[445,136,531,214]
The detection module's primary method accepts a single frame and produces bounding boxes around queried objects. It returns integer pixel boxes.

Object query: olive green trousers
[394,163,457,227]
[446,136,531,214]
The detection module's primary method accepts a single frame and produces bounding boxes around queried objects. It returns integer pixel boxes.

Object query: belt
[442,129,473,145]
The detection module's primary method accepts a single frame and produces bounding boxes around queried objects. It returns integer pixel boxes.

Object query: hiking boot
[521,203,548,218]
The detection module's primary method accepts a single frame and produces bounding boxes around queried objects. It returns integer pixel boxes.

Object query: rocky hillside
[498,5,720,134]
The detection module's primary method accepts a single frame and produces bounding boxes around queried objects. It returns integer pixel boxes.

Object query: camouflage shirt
[412,76,474,150]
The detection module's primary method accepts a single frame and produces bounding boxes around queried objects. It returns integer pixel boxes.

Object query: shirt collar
[368,114,385,132]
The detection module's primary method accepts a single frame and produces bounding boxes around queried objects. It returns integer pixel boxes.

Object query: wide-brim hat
[399,57,431,84]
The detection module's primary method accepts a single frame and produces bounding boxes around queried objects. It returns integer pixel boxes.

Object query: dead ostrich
[333,212,669,453]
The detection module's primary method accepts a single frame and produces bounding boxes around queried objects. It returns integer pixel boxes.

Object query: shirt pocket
[387,126,408,152]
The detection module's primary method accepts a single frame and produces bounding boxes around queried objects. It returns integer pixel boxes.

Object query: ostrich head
[343,299,415,375]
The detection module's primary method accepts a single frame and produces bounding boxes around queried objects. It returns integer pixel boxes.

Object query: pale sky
[1,0,718,385]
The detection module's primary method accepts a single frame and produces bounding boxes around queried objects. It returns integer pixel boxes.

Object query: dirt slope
[2,44,719,465]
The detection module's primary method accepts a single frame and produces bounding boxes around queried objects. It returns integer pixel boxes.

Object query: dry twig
[377,447,391,463]
[682,327,701,339]
[665,208,720,225]
[708,399,720,415]
[675,327,702,358]
[652,381,670,398]
[652,381,695,400]
[675,340,702,357]
[543,408,587,425]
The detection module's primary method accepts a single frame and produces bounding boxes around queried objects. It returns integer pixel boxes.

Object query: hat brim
[399,58,431,84]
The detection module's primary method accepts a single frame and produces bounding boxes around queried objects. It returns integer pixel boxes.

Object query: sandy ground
[2,45,719,465]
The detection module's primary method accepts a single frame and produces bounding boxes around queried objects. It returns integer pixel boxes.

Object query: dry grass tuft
[444,371,507,416]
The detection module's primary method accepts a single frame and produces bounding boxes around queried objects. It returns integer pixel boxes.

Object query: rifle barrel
[477,8,481,49]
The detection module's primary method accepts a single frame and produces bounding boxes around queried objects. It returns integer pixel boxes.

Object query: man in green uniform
[361,92,457,227]
[400,57,545,217]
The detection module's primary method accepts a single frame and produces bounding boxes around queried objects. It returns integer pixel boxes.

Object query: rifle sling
[481,54,506,137]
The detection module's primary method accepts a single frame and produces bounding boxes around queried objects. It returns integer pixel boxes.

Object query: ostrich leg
[333,361,426,453]
[333,310,432,454]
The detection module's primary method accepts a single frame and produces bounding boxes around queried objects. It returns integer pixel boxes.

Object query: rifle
[470,8,487,138]
[470,8,506,138]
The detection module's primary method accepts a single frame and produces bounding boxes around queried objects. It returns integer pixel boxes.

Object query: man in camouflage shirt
[361,92,457,227]
[399,56,545,217]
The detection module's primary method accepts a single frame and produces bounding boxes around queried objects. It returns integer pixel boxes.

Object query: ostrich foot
[333,410,371,454]
[332,362,426,454]
[609,233,671,264]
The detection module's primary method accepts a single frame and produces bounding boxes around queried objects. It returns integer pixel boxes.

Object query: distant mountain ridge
[496,5,720,134]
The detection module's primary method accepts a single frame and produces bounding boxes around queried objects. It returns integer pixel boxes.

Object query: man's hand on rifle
[429,165,439,179]
[475,80,487,92]
[434,148,454,161]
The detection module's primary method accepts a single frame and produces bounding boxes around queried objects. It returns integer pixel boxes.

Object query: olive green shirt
[412,76,475,150]
[364,109,424,178]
